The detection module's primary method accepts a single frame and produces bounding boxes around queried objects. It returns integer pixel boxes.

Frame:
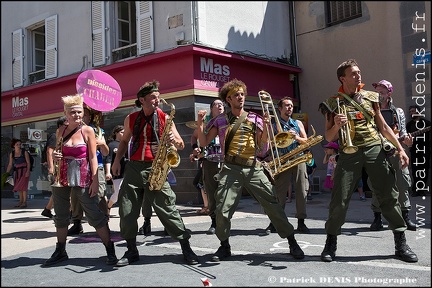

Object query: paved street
[1,191,430,287]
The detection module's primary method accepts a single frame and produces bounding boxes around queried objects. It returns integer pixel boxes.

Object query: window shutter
[45,15,58,79]
[92,1,106,66]
[12,29,24,88]
[137,1,154,55]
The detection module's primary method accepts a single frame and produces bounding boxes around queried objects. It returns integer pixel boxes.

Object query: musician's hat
[372,80,393,93]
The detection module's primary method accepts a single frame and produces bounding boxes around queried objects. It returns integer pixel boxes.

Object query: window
[91,1,154,66]
[326,1,362,26]
[12,15,57,87]
[112,1,137,62]
[29,25,46,83]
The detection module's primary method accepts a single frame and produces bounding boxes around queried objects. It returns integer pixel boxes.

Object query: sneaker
[41,208,53,219]
[307,194,313,201]
[360,196,366,202]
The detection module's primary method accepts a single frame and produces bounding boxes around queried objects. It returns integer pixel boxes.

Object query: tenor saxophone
[148,98,181,191]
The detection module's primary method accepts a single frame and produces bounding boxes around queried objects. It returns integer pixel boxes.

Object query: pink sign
[76,70,122,112]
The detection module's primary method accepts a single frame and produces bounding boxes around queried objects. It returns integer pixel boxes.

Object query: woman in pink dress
[6,138,31,208]
[43,94,118,267]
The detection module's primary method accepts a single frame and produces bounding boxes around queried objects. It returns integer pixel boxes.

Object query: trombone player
[262,96,312,235]
[318,59,417,263]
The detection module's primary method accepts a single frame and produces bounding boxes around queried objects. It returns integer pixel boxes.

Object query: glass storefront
[1,106,137,198]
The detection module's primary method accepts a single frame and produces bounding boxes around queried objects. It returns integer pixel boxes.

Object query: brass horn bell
[258,90,294,149]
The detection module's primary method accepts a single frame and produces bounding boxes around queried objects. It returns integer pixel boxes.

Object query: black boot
[265,222,277,235]
[296,219,310,234]
[211,239,231,262]
[43,242,68,266]
[67,220,84,236]
[370,212,383,231]
[321,234,337,262]
[394,231,418,262]
[206,217,216,235]
[138,217,151,236]
[104,241,118,265]
[116,238,140,267]
[287,233,305,259]
[402,211,416,231]
[41,207,53,219]
[179,238,199,265]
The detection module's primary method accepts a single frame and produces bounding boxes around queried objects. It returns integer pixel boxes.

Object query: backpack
[12,148,35,171]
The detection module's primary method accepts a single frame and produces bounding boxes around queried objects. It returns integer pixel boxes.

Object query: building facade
[1,1,301,202]
[2,1,430,201]
[294,1,431,188]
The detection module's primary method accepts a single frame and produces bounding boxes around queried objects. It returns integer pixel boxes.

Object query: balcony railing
[112,43,137,62]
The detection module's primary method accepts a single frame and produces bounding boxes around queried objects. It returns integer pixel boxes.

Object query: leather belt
[225,154,261,168]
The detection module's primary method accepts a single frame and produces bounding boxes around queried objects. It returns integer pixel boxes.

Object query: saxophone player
[262,97,311,235]
[318,59,417,263]
[111,80,199,267]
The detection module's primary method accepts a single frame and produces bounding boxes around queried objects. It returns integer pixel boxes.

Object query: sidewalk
[2,191,430,287]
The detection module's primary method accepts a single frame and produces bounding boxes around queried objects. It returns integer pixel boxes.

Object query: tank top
[128,108,166,161]
[59,127,92,187]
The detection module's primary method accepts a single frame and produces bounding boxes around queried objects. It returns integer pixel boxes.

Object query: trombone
[336,98,358,154]
[258,90,294,149]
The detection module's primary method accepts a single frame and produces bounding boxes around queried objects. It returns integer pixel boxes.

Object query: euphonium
[51,136,64,187]
[336,98,358,154]
[148,98,180,191]
[258,90,294,149]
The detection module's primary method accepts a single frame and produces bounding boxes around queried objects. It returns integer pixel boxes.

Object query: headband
[67,105,83,109]
[227,87,241,99]
[137,85,159,98]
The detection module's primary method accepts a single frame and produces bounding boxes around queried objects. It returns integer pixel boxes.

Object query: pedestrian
[368,80,416,231]
[263,96,311,234]
[105,125,126,216]
[67,106,109,235]
[111,80,199,266]
[6,138,31,208]
[406,104,431,197]
[43,93,117,267]
[196,78,304,262]
[318,58,417,263]
[322,141,339,191]
[41,116,68,219]
[191,99,225,233]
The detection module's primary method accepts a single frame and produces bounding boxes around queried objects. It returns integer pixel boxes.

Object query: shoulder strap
[224,111,248,156]
[62,125,81,143]
[338,92,372,123]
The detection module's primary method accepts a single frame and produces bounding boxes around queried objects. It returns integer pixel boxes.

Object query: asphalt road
[1,192,430,287]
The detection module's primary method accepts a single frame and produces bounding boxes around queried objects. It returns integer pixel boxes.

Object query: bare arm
[292,119,308,144]
[96,137,109,156]
[83,125,99,197]
[196,109,218,147]
[6,153,13,174]
[169,117,185,150]
[112,115,132,176]
[24,151,31,176]
[47,146,55,175]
